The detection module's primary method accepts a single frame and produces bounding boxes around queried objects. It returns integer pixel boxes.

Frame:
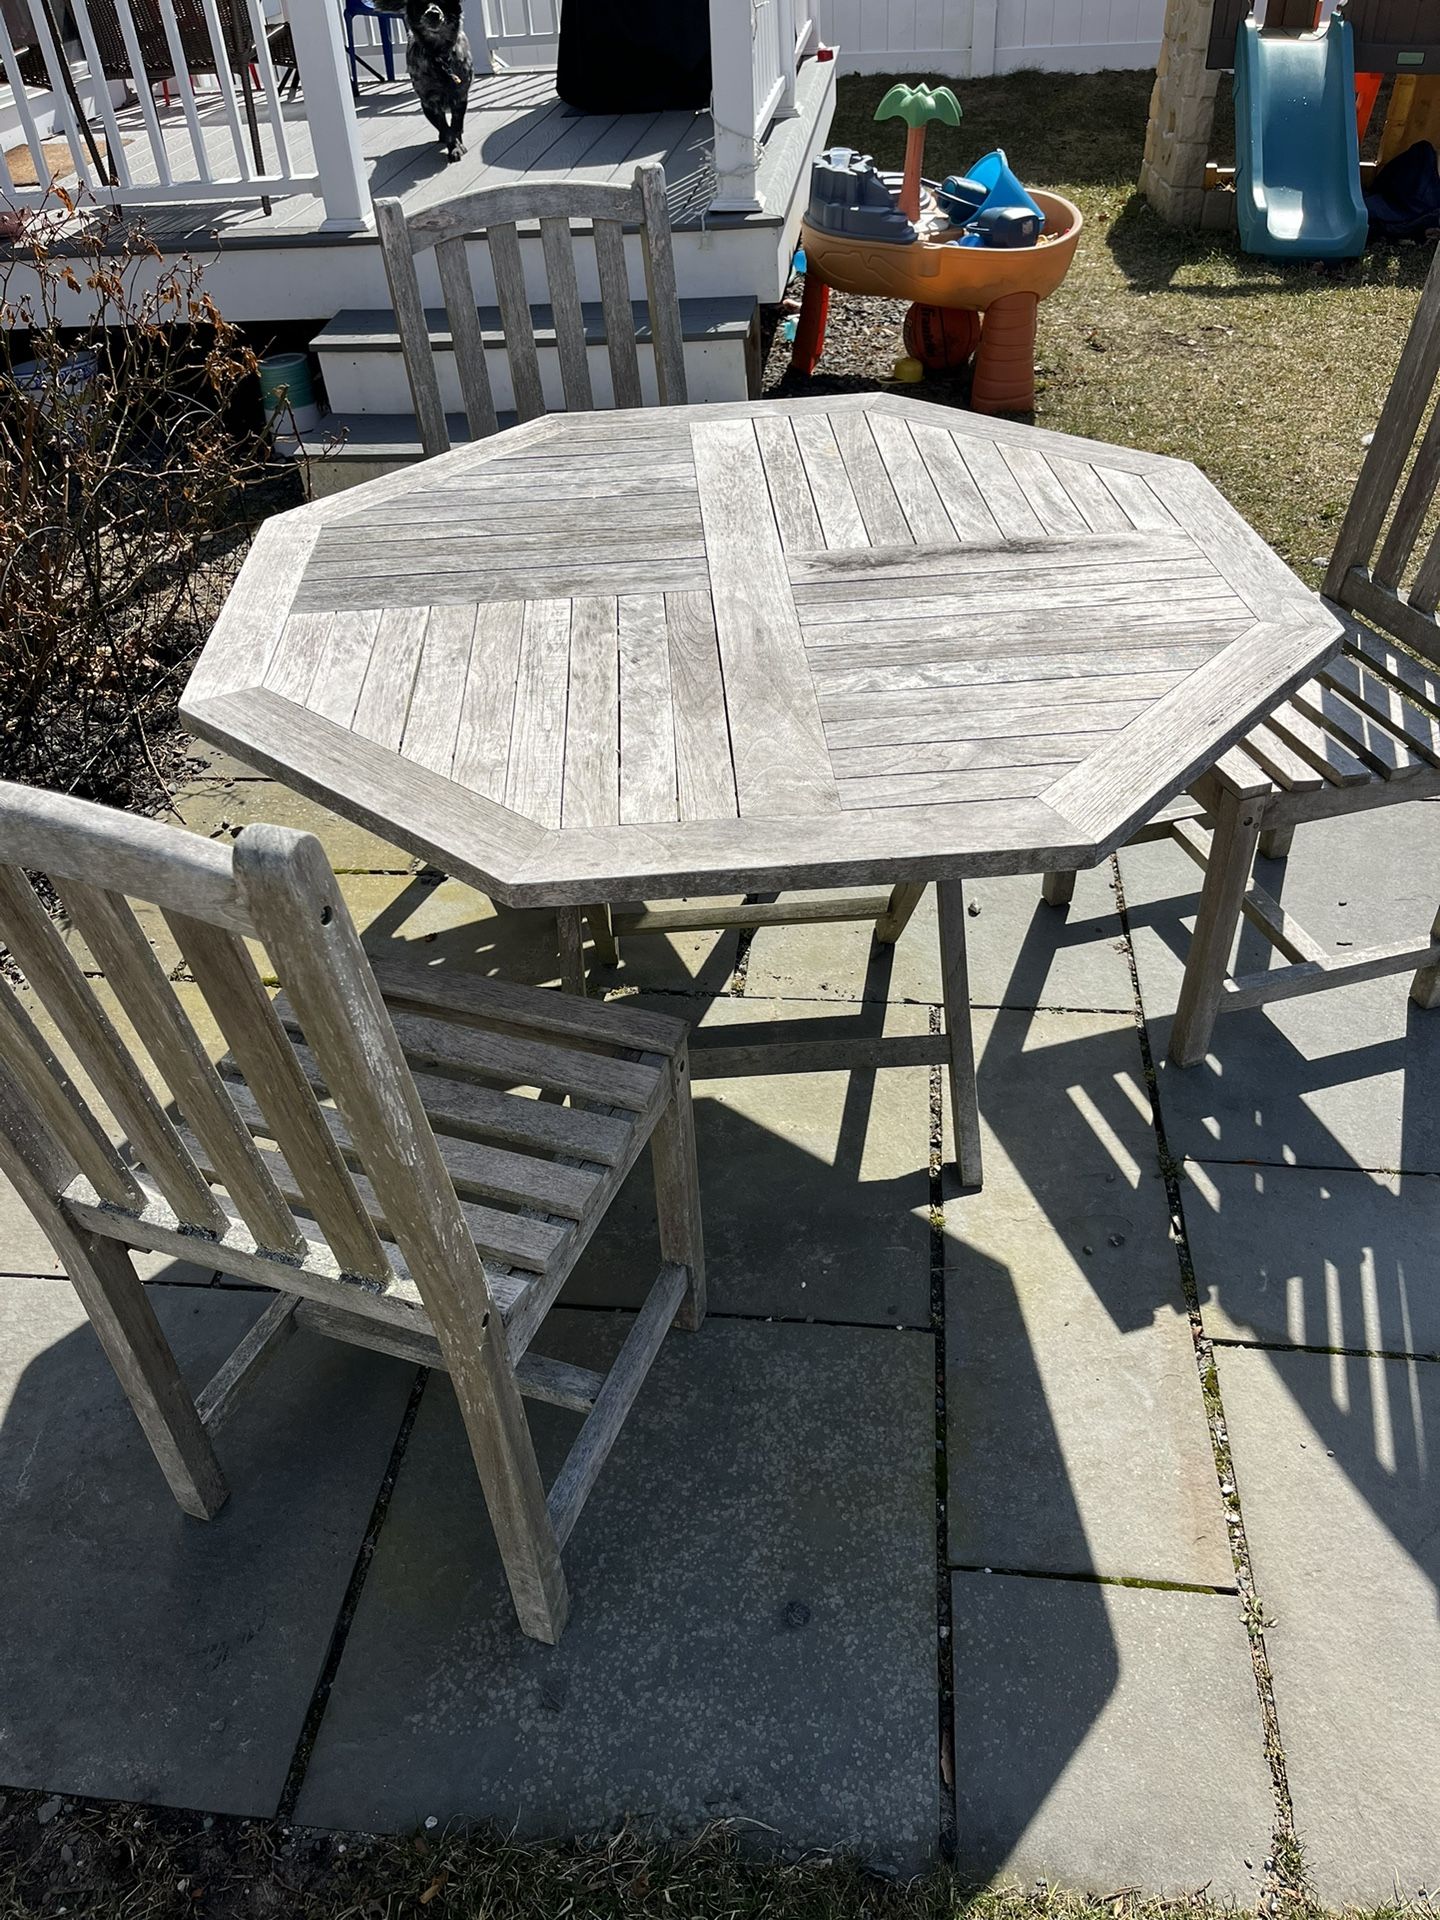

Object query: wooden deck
[103,67,785,250]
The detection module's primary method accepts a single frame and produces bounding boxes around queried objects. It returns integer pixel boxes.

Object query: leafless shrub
[0,195,292,806]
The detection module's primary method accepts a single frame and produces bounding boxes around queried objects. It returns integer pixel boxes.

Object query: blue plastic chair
[345,0,405,90]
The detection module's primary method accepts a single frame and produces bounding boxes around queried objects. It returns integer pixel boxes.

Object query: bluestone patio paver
[0,1277,413,1816]
[742,868,1133,1013]
[175,776,422,874]
[1218,1344,1440,1905]
[945,1007,1232,1585]
[296,1313,939,1869]
[1120,804,1440,1173]
[950,1572,1273,1898]
[566,995,933,1326]
[1183,1160,1440,1353]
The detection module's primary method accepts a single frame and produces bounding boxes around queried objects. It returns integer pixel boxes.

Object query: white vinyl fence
[814,0,1165,75]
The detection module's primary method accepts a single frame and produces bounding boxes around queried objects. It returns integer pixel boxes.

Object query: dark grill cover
[556,0,711,114]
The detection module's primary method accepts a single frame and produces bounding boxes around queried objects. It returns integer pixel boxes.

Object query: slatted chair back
[0,782,504,1364]
[373,161,687,458]
[1325,247,1440,666]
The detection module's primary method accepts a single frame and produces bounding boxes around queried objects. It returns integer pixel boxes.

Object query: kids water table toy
[791,146,1083,415]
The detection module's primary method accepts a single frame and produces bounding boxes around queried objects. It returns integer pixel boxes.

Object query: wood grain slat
[1094,466,1180,531]
[837,765,1068,811]
[1049,457,1133,533]
[950,436,1045,539]
[809,637,1223,697]
[831,734,1093,778]
[351,605,428,750]
[666,590,739,821]
[790,412,868,549]
[452,599,525,802]
[562,595,620,829]
[691,419,839,819]
[754,413,824,551]
[802,606,1253,658]
[1264,701,1373,785]
[1288,677,1426,779]
[1156,465,1317,619]
[619,594,678,825]
[907,420,1005,542]
[822,696,1153,751]
[1236,721,1326,793]
[297,558,709,612]
[504,599,573,828]
[821,667,1189,728]
[832,410,912,546]
[1321,651,1440,764]
[866,411,957,544]
[999,445,1089,535]
[264,612,331,705]
[785,529,1196,588]
[796,573,1236,628]
[402,603,478,777]
[304,610,384,730]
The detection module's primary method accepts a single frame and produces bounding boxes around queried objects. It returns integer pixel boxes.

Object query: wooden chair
[374,161,688,459]
[1042,254,1440,1065]
[0,781,704,1645]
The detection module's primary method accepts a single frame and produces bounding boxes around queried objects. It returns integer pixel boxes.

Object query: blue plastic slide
[1233,13,1367,260]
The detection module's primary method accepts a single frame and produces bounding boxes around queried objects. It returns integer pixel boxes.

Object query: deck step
[312,294,760,416]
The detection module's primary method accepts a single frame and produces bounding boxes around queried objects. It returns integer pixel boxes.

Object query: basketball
[903,303,982,370]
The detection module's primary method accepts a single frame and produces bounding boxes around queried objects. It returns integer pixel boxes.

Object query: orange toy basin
[800,189,1083,310]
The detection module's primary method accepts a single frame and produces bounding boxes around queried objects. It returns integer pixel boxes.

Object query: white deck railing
[0,0,808,231]
[710,0,812,212]
[0,0,368,228]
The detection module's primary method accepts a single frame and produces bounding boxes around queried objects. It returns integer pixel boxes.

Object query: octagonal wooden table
[183,393,1341,1186]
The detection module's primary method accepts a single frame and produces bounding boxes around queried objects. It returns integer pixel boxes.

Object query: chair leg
[1258,824,1295,861]
[69,1231,229,1521]
[1170,789,1264,1068]
[585,902,619,969]
[936,879,983,1187]
[875,880,926,945]
[1041,869,1077,907]
[448,1331,570,1643]
[650,1051,706,1331]
[556,907,587,996]
[1411,904,1440,1010]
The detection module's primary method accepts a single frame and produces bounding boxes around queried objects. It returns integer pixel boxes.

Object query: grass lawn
[771,67,1435,593]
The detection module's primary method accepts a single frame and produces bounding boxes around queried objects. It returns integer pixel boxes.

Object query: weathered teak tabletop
[182,393,1341,1184]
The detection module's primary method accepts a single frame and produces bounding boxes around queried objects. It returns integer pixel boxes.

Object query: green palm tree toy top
[874,81,962,226]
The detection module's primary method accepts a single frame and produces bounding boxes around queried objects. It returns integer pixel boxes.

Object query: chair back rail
[1325,247,1440,665]
[374,162,688,458]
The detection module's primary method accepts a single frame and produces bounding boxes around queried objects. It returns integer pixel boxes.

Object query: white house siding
[813,0,1164,75]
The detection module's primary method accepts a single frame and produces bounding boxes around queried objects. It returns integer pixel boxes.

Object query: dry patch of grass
[797,68,1435,588]
[0,1796,1431,1920]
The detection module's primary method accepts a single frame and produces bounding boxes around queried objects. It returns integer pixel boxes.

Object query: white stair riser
[319,331,751,416]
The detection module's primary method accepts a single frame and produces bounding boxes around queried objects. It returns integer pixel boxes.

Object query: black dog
[405,0,473,163]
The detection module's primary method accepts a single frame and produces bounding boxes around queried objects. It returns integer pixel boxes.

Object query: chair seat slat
[272,992,662,1112]
[1321,653,1440,766]
[224,1077,602,1221]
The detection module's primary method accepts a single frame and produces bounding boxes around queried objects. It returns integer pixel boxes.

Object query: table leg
[936,879,983,1188]
[790,270,831,377]
[556,908,587,997]
[1170,788,1263,1067]
[875,880,927,946]
[585,902,619,968]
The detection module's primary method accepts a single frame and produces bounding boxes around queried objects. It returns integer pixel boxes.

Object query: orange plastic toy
[792,186,1083,415]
